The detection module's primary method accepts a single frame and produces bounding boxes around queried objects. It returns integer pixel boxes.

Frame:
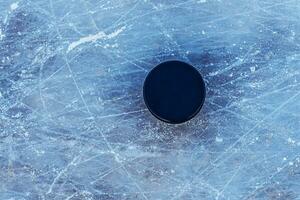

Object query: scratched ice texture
[1,0,300,199]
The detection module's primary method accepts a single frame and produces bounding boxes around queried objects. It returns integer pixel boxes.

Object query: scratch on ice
[67,26,126,53]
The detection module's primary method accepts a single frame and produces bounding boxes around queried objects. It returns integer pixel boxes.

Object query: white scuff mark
[198,0,207,3]
[288,137,296,144]
[283,157,287,161]
[216,136,223,143]
[102,43,119,49]
[0,29,4,40]
[3,14,8,24]
[277,167,282,172]
[67,26,126,53]
[10,2,19,11]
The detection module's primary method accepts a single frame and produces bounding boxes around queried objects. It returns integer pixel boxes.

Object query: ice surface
[1,0,300,199]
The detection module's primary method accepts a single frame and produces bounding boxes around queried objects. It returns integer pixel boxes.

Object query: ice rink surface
[1,0,300,199]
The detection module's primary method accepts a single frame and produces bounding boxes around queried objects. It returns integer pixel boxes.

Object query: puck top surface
[143,60,206,124]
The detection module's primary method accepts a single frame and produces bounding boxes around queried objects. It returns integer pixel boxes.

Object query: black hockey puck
[143,60,206,124]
